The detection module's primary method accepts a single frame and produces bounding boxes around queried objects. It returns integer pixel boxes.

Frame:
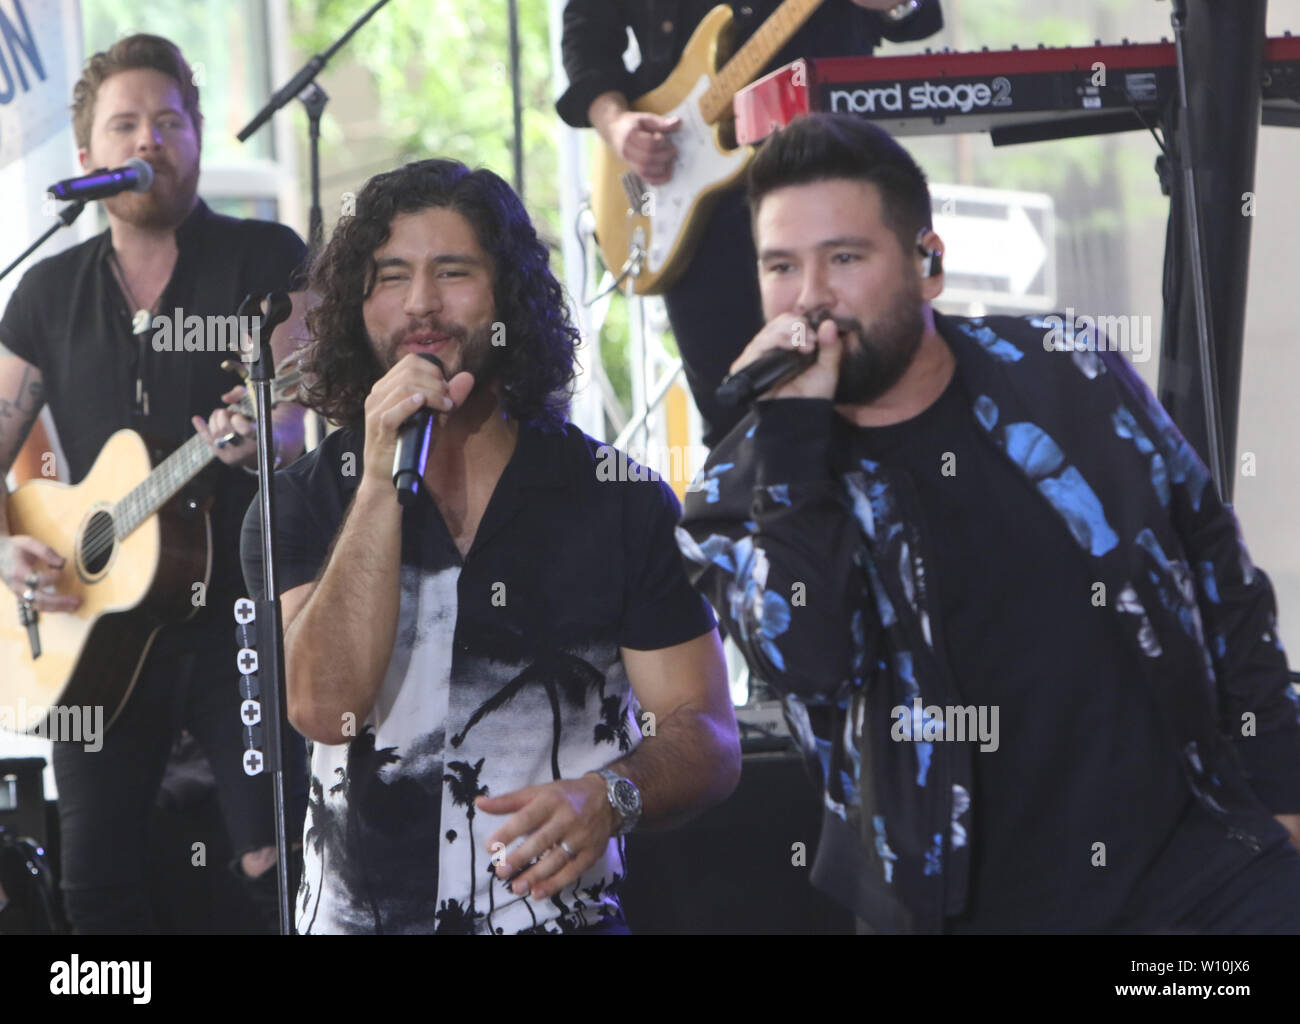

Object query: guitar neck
[114,432,218,539]
[106,352,302,541]
[700,0,825,123]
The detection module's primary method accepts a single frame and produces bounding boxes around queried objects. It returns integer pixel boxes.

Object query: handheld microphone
[715,309,835,409]
[715,346,818,408]
[47,158,154,202]
[392,353,448,505]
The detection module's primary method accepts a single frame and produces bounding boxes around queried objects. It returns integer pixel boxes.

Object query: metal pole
[1169,0,1227,498]
[1156,0,1267,502]
[549,0,606,438]
[508,0,524,199]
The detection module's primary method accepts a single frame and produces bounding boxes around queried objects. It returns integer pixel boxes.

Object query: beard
[826,270,925,405]
[102,158,200,230]
[377,316,501,391]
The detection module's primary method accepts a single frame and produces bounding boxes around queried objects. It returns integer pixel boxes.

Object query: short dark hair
[747,114,932,254]
[72,34,202,150]
[301,159,579,431]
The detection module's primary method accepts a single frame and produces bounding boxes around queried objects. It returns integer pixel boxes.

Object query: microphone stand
[236,0,394,254]
[0,201,85,283]
[1169,0,1229,500]
[240,292,296,935]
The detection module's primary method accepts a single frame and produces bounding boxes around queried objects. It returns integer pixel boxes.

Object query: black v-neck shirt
[240,423,715,649]
[1,200,306,649]
[240,423,716,933]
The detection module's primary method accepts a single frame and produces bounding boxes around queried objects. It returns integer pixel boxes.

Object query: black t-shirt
[0,200,306,653]
[556,0,944,128]
[240,423,717,933]
[847,367,1272,933]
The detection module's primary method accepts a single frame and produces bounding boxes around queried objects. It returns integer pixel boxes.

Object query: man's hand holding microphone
[361,353,475,502]
[717,310,848,407]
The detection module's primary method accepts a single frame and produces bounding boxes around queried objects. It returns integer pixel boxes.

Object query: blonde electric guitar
[589,0,825,295]
[0,353,304,736]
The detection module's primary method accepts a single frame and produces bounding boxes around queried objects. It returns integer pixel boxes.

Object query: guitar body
[590,4,755,296]
[1,429,211,735]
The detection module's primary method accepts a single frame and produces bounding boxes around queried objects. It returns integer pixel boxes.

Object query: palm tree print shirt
[242,422,716,933]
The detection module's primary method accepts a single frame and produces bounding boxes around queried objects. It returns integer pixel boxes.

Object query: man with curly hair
[241,159,739,934]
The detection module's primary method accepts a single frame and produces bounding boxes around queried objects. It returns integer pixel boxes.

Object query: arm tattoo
[0,361,46,476]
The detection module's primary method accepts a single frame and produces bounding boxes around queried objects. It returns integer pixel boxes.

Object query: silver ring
[559,840,575,859]
[21,587,36,604]
[25,572,39,589]
[214,431,243,450]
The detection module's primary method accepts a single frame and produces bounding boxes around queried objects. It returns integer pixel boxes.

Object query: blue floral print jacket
[677,313,1300,933]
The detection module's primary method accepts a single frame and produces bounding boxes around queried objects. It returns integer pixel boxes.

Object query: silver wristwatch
[596,768,642,837]
[884,0,920,22]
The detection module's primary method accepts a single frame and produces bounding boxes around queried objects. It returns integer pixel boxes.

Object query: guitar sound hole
[80,510,116,574]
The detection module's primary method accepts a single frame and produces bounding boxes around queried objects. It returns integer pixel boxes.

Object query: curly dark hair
[301,159,579,431]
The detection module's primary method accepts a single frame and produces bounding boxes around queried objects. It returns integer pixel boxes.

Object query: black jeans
[1166,838,1300,934]
[664,186,765,449]
[52,636,307,934]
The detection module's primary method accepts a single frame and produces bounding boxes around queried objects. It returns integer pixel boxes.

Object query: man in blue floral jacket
[678,113,1300,934]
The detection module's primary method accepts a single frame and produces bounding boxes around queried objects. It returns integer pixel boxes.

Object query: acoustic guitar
[0,355,303,737]
[588,0,825,295]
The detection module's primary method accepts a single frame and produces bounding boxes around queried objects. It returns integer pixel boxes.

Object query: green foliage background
[289,0,561,242]
[78,0,1170,420]
[82,0,278,164]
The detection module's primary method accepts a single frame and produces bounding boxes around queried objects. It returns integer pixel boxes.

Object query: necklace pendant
[132,309,152,335]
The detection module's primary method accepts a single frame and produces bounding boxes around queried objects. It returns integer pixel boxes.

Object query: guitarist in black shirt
[0,35,307,933]
[557,0,942,447]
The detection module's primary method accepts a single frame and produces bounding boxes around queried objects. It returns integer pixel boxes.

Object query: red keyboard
[733,35,1300,145]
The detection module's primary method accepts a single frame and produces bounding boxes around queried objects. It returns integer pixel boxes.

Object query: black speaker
[0,758,48,848]
[0,758,63,934]
[620,749,854,934]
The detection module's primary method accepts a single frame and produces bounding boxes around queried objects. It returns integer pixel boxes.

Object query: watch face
[613,779,639,813]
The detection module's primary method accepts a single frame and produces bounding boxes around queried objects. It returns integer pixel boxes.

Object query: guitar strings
[72,376,298,567]
[79,441,202,564]
[83,519,114,544]
[81,520,117,564]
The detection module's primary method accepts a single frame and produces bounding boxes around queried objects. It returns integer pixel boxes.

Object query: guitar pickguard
[643,75,751,276]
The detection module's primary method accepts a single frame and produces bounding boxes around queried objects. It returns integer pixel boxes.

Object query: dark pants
[1166,839,1300,934]
[921,839,1300,936]
[52,637,307,934]
[664,186,765,449]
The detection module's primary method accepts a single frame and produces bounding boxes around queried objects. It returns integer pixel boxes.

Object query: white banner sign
[930,183,1056,311]
[0,0,78,172]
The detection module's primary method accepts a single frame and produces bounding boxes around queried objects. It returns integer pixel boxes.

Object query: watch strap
[597,768,641,836]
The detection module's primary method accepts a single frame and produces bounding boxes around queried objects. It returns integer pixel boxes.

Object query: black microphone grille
[125,158,154,193]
